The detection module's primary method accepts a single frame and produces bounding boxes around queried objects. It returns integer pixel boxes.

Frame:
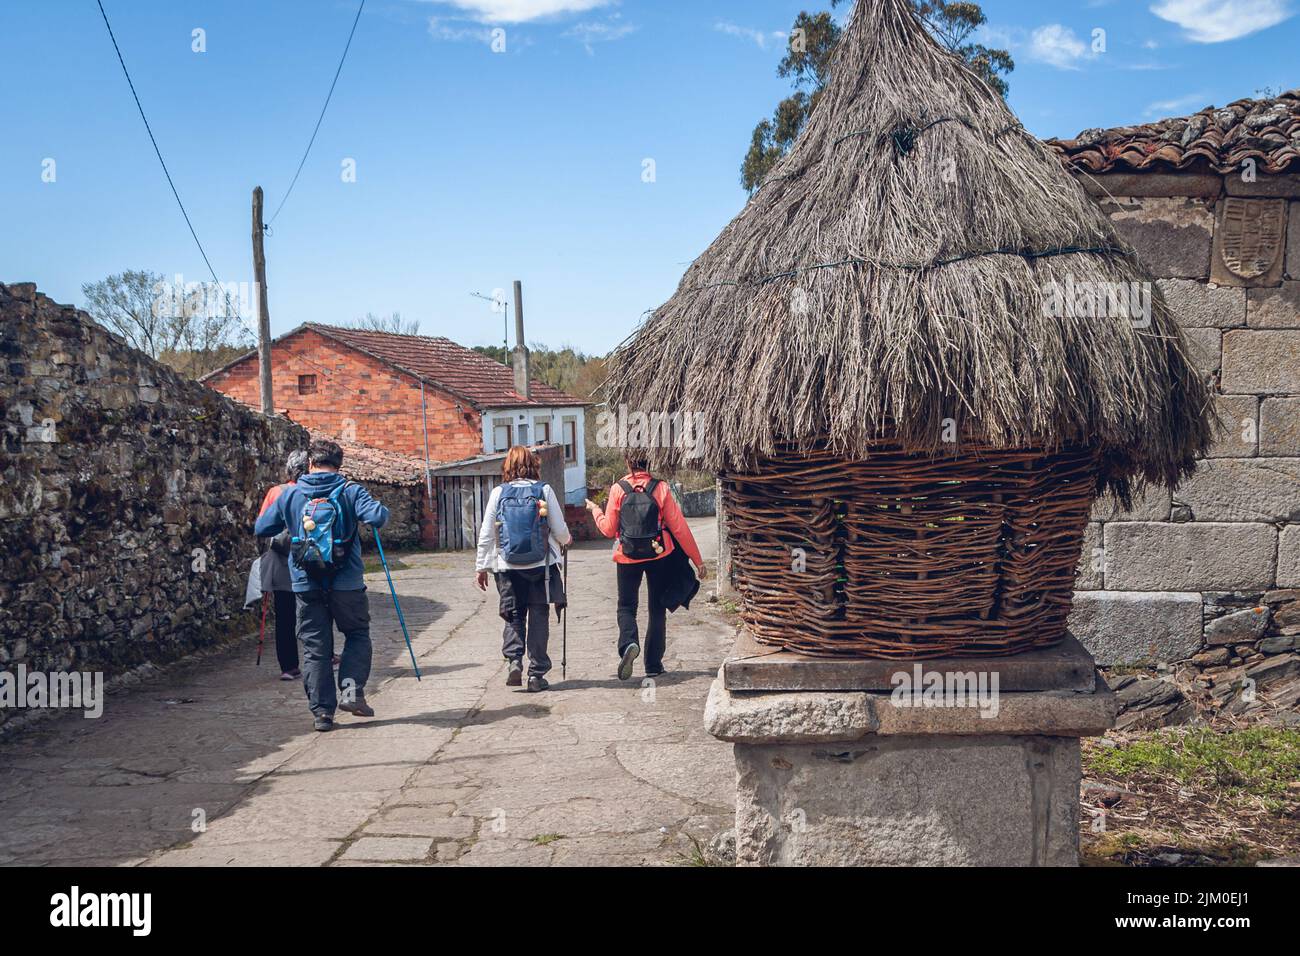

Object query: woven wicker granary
[604,0,1213,659]
[724,444,1098,658]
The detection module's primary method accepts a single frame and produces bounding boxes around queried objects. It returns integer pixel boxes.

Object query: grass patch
[676,833,712,867]
[1081,726,1300,866]
[1087,726,1300,805]
[529,833,565,846]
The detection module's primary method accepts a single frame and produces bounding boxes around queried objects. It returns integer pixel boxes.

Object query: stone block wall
[676,486,718,518]
[1067,175,1300,716]
[0,283,307,719]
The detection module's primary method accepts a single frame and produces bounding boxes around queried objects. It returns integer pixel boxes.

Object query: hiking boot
[313,714,335,732]
[618,643,640,681]
[527,676,550,693]
[339,695,375,718]
[506,659,524,686]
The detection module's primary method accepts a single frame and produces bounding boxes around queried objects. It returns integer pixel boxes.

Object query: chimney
[511,279,530,400]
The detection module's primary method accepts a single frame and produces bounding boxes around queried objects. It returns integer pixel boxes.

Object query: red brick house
[201,323,590,502]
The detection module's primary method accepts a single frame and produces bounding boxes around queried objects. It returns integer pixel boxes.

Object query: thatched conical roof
[606,0,1212,499]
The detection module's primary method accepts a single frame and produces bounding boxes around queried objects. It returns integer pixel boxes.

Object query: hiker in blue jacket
[254,438,389,732]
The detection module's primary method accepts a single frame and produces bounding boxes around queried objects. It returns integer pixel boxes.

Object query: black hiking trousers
[272,588,300,674]
[616,561,666,673]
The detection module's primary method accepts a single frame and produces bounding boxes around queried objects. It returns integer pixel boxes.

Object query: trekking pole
[372,527,421,681]
[256,592,268,666]
[562,548,568,679]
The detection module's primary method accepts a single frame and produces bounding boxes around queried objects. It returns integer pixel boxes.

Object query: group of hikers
[253,438,706,731]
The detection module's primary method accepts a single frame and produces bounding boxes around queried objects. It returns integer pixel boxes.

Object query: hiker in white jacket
[475,447,571,691]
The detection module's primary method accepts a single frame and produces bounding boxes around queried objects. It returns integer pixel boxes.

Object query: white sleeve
[546,484,571,547]
[475,485,501,572]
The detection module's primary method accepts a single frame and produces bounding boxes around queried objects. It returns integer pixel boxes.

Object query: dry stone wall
[355,482,426,551]
[0,283,307,723]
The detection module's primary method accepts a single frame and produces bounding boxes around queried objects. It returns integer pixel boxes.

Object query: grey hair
[285,449,309,483]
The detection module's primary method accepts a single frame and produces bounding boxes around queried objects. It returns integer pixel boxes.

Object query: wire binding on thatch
[605,0,1212,503]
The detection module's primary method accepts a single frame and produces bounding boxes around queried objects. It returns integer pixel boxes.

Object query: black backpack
[618,478,664,560]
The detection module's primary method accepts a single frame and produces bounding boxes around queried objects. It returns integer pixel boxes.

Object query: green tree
[740,9,843,195]
[81,269,248,378]
[915,1,1014,97]
[473,342,600,396]
[472,344,508,365]
[740,0,1014,193]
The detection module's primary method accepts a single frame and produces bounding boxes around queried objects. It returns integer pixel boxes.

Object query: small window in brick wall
[298,374,317,395]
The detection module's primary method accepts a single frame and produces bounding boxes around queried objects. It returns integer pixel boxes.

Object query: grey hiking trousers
[296,587,372,717]
[495,569,555,678]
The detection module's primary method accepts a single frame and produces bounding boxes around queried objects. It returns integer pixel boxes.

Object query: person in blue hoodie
[254,438,390,732]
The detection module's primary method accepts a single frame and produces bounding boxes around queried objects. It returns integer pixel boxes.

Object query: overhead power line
[267,0,367,227]
[95,0,223,288]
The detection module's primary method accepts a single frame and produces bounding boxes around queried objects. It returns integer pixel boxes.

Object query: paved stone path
[0,519,735,866]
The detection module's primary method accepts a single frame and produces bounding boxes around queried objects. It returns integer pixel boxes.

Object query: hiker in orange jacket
[585,453,706,680]
[255,450,309,681]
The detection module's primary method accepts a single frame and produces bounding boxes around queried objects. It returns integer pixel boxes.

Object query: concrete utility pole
[252,186,273,416]
[512,279,530,400]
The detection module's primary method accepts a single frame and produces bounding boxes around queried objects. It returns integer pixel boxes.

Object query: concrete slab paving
[340,837,434,862]
[0,518,735,866]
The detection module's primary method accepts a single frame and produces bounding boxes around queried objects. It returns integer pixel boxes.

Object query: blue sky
[1,0,1295,355]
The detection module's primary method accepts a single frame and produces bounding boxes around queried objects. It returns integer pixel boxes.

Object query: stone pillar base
[705,646,1117,866]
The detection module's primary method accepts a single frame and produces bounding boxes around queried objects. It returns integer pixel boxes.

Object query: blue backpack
[496,481,549,565]
[290,482,357,584]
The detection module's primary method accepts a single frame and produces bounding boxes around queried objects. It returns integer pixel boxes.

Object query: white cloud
[1150,0,1294,42]
[1144,91,1212,116]
[975,24,1019,50]
[1029,24,1092,69]
[563,19,635,55]
[426,0,612,24]
[427,17,492,42]
[714,21,786,50]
